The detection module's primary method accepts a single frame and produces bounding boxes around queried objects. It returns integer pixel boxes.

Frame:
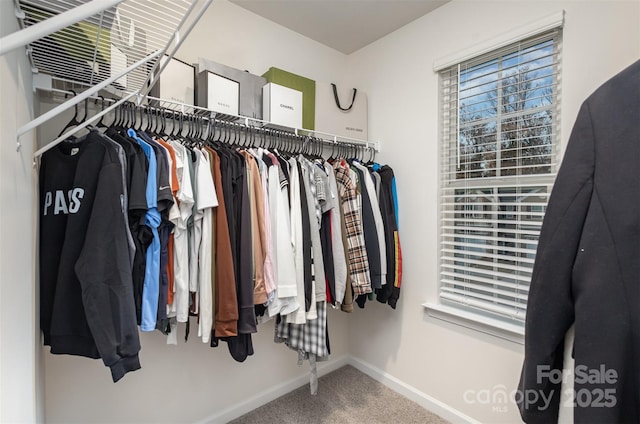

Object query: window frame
[425,12,565,342]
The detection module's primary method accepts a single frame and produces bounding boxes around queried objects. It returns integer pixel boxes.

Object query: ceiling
[229,0,450,54]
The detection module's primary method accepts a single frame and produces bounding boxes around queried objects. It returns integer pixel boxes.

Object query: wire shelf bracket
[5,0,213,155]
[1,0,124,56]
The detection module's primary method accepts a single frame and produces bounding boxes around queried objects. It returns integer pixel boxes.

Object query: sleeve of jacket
[517,101,595,422]
[75,161,142,383]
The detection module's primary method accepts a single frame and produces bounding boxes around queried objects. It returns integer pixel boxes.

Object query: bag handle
[331,83,357,111]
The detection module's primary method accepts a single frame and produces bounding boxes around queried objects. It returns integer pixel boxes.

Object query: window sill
[423,302,524,344]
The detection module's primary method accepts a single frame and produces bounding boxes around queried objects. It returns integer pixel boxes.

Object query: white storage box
[197,71,240,116]
[262,83,303,129]
[150,55,195,109]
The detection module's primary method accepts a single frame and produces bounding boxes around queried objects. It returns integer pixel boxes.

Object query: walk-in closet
[1,1,638,423]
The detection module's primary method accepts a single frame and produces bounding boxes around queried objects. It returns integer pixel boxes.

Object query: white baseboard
[195,355,350,424]
[347,357,480,424]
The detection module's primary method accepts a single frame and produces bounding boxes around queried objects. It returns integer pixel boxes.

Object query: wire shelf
[17,0,193,95]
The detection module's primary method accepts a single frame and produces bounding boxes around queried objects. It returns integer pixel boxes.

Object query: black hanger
[95,96,108,129]
[159,108,168,137]
[58,90,81,137]
[206,118,216,144]
[111,101,121,130]
[169,111,178,138]
[176,112,184,139]
[144,107,153,134]
[141,106,150,133]
[83,97,91,129]
[125,103,133,130]
[125,102,134,130]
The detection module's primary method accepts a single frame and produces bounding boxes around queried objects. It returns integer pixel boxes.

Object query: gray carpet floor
[229,365,451,424]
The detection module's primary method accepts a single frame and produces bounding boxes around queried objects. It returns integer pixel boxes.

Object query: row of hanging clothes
[38,93,402,385]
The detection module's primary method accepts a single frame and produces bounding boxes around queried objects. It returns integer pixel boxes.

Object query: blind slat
[441,209,546,218]
[440,247,536,265]
[441,255,534,274]
[440,287,527,309]
[442,225,542,238]
[441,277,529,299]
[441,221,543,231]
[442,265,531,286]
[442,240,537,255]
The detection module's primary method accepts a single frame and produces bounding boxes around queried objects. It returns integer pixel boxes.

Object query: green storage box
[262,67,315,130]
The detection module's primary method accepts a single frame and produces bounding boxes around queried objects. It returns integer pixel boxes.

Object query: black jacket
[518,60,640,423]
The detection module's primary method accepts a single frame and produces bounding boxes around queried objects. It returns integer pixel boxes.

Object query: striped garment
[275,300,329,359]
[333,161,372,295]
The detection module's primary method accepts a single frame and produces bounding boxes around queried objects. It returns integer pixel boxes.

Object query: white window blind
[438,29,562,326]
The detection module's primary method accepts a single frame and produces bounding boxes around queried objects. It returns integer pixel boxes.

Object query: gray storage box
[196,58,266,120]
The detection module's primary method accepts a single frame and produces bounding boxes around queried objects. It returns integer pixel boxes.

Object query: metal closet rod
[33,89,377,162]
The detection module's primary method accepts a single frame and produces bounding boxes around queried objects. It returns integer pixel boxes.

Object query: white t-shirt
[195,148,218,343]
[168,141,194,323]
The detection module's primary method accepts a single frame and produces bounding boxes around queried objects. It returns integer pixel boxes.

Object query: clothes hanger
[194,115,201,142]
[261,128,268,150]
[177,112,185,140]
[154,107,162,136]
[57,90,81,137]
[83,97,94,131]
[147,107,156,135]
[117,103,128,131]
[223,122,231,145]
[268,129,276,152]
[94,96,109,129]
[128,102,137,130]
[111,100,122,130]
[239,123,248,147]
[197,116,206,144]
[231,122,240,147]
[240,124,249,148]
[314,137,322,159]
[130,103,140,130]
[184,113,193,144]
[207,117,220,149]
[171,110,180,139]
[159,108,168,138]
[143,106,151,133]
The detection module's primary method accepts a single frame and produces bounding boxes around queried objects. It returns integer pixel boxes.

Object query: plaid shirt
[275,301,328,358]
[334,161,372,295]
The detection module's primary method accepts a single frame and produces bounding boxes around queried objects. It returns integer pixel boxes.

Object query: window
[436,28,562,330]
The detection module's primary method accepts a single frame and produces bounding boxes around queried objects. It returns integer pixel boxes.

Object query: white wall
[178,0,352,85]
[0,1,39,422]
[42,2,353,423]
[346,1,640,423]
